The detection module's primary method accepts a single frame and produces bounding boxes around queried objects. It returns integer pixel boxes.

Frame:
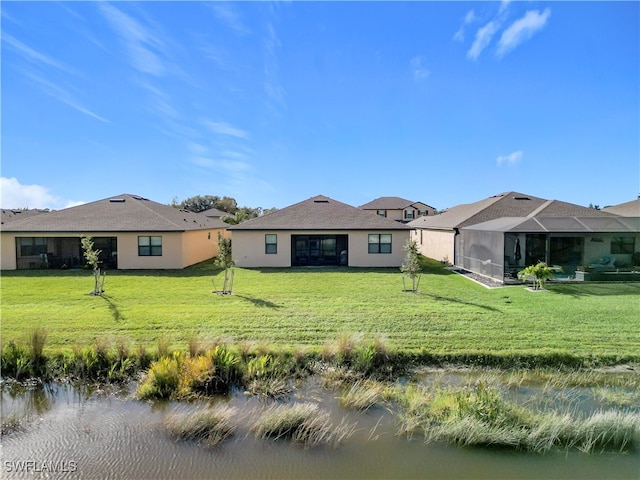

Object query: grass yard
[1,259,639,360]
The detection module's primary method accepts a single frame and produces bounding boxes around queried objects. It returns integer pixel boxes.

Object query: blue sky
[1,1,638,212]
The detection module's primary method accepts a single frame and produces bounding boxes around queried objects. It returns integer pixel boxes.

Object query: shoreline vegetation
[2,261,639,453]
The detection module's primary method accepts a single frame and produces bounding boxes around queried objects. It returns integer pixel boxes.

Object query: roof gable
[2,194,228,232]
[603,199,640,217]
[359,196,415,210]
[230,195,410,230]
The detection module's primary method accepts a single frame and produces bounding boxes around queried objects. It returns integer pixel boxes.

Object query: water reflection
[1,375,638,480]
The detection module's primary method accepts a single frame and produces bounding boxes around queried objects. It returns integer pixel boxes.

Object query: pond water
[2,377,639,480]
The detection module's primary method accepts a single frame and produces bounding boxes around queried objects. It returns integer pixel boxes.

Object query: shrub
[136,356,181,400]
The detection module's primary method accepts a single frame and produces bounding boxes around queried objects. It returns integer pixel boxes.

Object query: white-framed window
[376,210,387,217]
[138,236,162,256]
[265,234,277,254]
[368,234,392,254]
[404,210,414,220]
[419,210,428,216]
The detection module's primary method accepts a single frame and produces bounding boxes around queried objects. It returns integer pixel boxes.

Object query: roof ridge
[527,199,554,217]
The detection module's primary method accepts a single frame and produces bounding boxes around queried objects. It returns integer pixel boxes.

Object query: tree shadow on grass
[101,294,125,321]
[422,293,503,313]
[235,294,281,309]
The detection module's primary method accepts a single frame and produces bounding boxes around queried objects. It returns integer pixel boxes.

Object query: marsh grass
[593,388,640,408]
[340,380,385,411]
[164,405,237,447]
[392,380,640,453]
[252,402,354,447]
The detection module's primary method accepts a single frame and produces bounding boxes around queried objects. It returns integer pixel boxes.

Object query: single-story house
[229,195,411,267]
[603,199,640,217]
[409,191,638,282]
[359,196,436,223]
[1,194,229,270]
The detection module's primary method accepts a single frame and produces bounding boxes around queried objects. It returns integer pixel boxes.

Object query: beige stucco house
[409,191,639,282]
[229,195,411,268]
[359,196,436,223]
[0,194,229,270]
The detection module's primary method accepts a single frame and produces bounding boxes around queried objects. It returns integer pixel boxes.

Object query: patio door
[291,235,347,266]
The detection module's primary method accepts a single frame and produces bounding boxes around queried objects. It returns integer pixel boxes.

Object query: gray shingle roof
[603,199,640,217]
[359,196,415,210]
[229,195,411,231]
[2,194,229,232]
[408,192,616,230]
[1,209,48,225]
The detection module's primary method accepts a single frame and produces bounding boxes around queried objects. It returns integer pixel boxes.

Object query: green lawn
[1,260,639,359]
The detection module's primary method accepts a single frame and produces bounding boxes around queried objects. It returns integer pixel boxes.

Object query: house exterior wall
[232,230,409,268]
[1,229,224,270]
[180,228,227,268]
[412,228,455,264]
[1,233,18,270]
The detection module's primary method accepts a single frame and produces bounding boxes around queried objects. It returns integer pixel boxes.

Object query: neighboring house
[1,194,229,270]
[359,196,436,223]
[409,192,637,282]
[201,207,231,221]
[229,195,411,268]
[603,199,640,217]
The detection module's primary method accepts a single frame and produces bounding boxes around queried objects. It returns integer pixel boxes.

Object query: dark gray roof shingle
[2,194,228,232]
[230,195,410,231]
[408,192,616,230]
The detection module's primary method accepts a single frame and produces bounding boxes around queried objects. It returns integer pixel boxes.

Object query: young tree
[213,232,234,294]
[81,236,105,296]
[517,262,556,290]
[400,239,422,293]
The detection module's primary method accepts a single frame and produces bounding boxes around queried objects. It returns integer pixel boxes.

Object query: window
[19,237,47,256]
[404,210,414,220]
[419,210,428,217]
[376,210,386,217]
[265,234,277,254]
[611,237,635,254]
[368,234,392,254]
[138,236,162,256]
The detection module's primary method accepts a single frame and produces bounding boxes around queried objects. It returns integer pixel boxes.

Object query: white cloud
[205,121,249,139]
[496,150,523,167]
[497,9,551,58]
[410,56,430,82]
[453,10,477,42]
[0,177,84,209]
[467,21,499,60]
[210,3,250,36]
[2,33,72,72]
[98,3,166,76]
[499,0,512,15]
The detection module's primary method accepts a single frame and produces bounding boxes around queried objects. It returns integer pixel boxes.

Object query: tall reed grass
[164,405,237,447]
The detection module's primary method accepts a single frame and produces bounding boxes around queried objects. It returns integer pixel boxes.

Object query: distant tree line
[171,195,277,224]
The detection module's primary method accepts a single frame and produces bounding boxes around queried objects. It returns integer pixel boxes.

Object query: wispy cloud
[0,177,84,209]
[410,55,430,82]
[209,3,250,36]
[20,68,109,123]
[98,2,166,76]
[496,150,523,167]
[499,0,512,15]
[263,22,286,111]
[191,157,249,172]
[497,9,551,58]
[2,33,74,73]
[467,21,499,60]
[205,121,249,139]
[453,10,477,42]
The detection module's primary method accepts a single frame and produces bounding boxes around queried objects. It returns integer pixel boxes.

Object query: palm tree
[517,262,556,290]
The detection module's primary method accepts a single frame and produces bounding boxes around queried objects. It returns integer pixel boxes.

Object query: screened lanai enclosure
[457,217,640,283]
[14,236,117,270]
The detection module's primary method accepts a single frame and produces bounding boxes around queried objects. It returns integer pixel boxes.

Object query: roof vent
[110,198,125,203]
[514,196,531,201]
[314,199,329,203]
